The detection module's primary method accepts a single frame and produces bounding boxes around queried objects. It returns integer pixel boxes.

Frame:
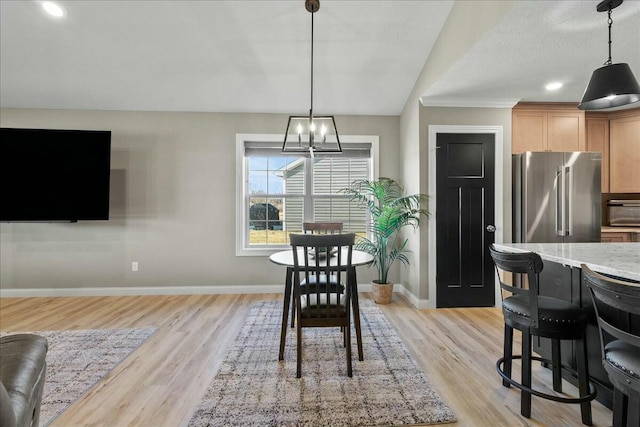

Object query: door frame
[428,125,504,308]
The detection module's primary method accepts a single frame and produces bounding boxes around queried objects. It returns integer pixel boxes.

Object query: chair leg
[575,336,592,426]
[521,330,532,418]
[279,269,293,361]
[626,388,639,427]
[612,387,628,427]
[551,338,562,393]
[345,317,352,377]
[296,317,302,379]
[291,290,296,328]
[503,325,513,388]
[349,268,364,361]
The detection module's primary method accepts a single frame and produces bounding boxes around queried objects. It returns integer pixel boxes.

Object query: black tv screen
[0,128,111,222]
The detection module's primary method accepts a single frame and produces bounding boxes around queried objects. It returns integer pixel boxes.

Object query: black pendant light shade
[579,63,640,110]
[578,0,640,110]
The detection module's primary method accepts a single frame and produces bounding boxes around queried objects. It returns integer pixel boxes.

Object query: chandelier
[282,0,342,154]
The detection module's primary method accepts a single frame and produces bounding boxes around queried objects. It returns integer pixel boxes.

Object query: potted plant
[340,178,429,304]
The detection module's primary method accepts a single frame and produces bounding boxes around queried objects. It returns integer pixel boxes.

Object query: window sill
[236,246,288,257]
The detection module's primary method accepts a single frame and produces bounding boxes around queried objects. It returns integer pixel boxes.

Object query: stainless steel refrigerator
[513,151,601,243]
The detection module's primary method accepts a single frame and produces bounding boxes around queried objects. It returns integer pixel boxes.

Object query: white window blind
[241,141,373,250]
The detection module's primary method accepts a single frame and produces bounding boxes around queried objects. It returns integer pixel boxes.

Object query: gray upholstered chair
[0,334,48,427]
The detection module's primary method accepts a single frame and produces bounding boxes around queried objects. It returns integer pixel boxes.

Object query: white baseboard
[0,282,432,309]
[392,283,431,309]
[0,283,375,298]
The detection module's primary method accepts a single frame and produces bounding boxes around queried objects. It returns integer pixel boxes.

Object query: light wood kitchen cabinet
[512,104,586,154]
[586,116,610,192]
[601,232,631,242]
[609,114,640,193]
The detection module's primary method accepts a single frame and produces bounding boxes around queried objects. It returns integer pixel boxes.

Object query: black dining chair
[291,222,345,327]
[290,232,355,378]
[489,245,596,425]
[582,264,640,427]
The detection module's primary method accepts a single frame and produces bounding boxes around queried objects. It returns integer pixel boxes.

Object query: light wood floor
[0,293,613,427]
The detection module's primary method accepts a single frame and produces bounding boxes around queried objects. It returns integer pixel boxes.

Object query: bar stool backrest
[489,244,544,328]
[582,264,640,352]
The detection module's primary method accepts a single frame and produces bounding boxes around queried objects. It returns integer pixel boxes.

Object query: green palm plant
[340,177,429,284]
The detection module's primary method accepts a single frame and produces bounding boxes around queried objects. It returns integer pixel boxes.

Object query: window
[236,134,379,255]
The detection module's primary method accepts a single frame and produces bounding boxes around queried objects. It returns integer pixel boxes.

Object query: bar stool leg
[626,389,639,427]
[503,325,513,388]
[552,338,562,393]
[575,336,593,426]
[612,388,628,427]
[521,330,532,418]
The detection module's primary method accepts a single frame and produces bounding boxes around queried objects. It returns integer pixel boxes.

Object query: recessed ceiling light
[545,82,563,91]
[42,1,65,18]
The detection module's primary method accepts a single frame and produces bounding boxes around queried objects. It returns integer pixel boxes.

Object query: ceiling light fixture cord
[605,5,613,65]
[310,8,314,132]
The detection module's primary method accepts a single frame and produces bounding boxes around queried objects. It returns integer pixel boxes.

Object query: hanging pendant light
[282,0,341,154]
[579,0,640,110]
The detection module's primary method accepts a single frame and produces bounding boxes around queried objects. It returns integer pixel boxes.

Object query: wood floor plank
[0,293,612,426]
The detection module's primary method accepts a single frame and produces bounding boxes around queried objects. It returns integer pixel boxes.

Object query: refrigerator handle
[566,165,572,236]
[555,167,564,236]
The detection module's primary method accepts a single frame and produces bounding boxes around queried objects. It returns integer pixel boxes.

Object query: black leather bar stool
[489,245,597,425]
[583,264,640,427]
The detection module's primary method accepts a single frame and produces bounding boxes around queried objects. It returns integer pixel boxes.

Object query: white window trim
[236,133,379,256]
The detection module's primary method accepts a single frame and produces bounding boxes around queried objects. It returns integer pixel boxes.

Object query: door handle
[556,167,565,237]
[565,166,572,236]
[486,225,496,232]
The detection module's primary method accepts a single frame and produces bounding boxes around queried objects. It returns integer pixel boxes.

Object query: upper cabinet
[609,113,640,193]
[586,115,610,192]
[512,104,585,154]
[513,103,639,194]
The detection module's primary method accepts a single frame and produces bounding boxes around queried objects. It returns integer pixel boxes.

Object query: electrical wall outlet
[132,261,139,272]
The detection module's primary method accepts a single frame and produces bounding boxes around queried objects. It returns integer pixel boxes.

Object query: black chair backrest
[582,264,640,351]
[489,244,544,327]
[290,233,355,321]
[303,222,344,234]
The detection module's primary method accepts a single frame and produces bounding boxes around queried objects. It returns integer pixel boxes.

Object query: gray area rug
[189,301,456,426]
[2,327,156,426]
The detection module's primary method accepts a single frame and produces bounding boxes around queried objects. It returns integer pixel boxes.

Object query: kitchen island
[493,242,640,409]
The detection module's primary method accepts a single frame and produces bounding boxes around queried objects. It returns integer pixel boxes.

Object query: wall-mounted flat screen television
[0,128,112,222]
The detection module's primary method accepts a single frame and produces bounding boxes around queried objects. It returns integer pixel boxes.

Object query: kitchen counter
[493,242,640,282]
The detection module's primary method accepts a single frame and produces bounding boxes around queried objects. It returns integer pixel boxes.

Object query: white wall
[419,107,513,303]
[398,0,515,306]
[0,109,399,294]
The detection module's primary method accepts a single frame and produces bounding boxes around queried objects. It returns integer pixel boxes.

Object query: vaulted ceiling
[1,1,639,115]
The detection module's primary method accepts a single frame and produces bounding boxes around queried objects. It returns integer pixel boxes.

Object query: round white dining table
[269,248,373,362]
